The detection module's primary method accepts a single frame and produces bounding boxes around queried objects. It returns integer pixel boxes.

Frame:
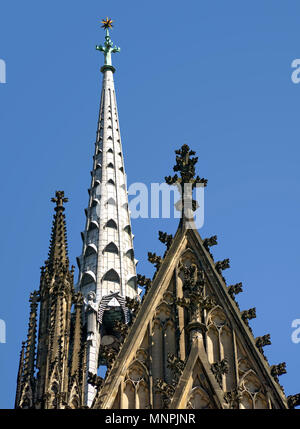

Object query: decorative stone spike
[98,345,119,371]
[179,263,198,291]
[211,359,228,388]
[15,342,26,408]
[165,174,179,186]
[241,308,256,324]
[203,235,218,249]
[255,334,271,350]
[270,363,287,383]
[255,334,271,361]
[148,252,162,271]
[224,389,241,409]
[87,371,104,389]
[113,320,129,338]
[228,282,243,298]
[165,144,207,226]
[215,259,230,273]
[172,145,207,187]
[287,394,300,409]
[154,378,176,408]
[176,263,215,318]
[176,291,215,317]
[167,353,185,381]
[158,231,173,250]
[46,191,70,270]
[125,297,140,320]
[137,274,152,294]
[175,297,190,309]
[23,290,39,379]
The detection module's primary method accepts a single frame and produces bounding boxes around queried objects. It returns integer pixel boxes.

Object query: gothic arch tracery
[187,386,212,409]
[238,370,269,409]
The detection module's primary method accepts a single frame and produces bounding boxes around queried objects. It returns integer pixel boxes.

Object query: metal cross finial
[51,191,68,209]
[96,17,120,67]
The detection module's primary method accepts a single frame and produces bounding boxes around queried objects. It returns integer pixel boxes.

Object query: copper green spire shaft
[96,17,120,69]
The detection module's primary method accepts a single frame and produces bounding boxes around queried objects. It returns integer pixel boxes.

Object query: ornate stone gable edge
[185,228,288,408]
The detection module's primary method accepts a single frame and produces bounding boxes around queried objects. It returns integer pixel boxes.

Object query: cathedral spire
[77,19,137,406]
[15,342,26,408]
[16,192,86,409]
[23,291,39,380]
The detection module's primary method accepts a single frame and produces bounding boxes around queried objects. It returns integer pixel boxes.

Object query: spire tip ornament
[101,17,114,29]
[96,17,120,71]
[165,144,207,229]
[51,190,68,211]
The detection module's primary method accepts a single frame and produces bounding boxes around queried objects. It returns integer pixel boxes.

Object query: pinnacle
[46,191,69,269]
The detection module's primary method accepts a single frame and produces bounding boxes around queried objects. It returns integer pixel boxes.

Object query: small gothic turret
[15,192,86,409]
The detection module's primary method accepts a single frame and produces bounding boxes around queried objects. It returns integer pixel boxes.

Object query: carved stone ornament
[167,353,185,381]
[287,393,300,409]
[211,359,228,388]
[154,378,177,408]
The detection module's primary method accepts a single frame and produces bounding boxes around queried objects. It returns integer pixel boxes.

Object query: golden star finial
[101,17,114,29]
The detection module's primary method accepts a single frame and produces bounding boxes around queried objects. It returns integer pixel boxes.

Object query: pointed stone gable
[92,225,289,409]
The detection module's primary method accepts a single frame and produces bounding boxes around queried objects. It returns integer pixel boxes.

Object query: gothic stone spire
[15,192,86,409]
[77,20,137,407]
[46,191,69,270]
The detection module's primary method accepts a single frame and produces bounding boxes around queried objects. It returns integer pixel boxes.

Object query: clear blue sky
[1,1,300,408]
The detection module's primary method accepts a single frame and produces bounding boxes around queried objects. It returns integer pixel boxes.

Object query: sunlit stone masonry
[76,20,138,406]
[15,19,300,410]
